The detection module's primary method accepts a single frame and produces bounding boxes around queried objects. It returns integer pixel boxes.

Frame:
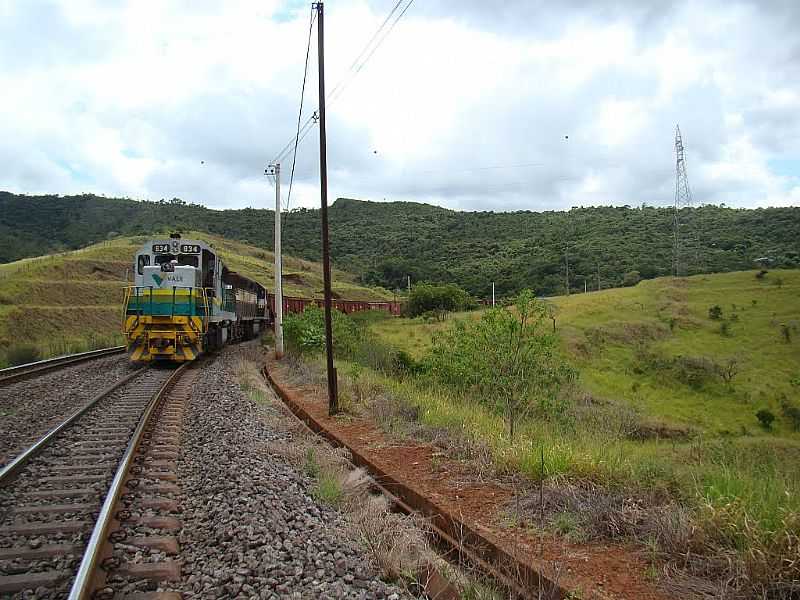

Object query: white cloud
[0,0,798,211]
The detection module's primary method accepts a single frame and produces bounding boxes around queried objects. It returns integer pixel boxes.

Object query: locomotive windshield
[153,254,199,267]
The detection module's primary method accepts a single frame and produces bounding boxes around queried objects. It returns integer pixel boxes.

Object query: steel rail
[0,346,126,386]
[261,364,571,600]
[68,362,189,600]
[0,367,145,485]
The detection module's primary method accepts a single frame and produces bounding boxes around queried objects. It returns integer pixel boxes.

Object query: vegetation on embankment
[283,270,800,597]
[3,191,799,297]
[0,232,390,366]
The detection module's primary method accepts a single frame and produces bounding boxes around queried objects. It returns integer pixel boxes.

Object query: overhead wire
[269,0,415,167]
[325,0,405,104]
[285,7,316,214]
[330,0,415,105]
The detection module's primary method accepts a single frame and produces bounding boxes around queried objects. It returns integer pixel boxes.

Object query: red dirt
[266,357,676,600]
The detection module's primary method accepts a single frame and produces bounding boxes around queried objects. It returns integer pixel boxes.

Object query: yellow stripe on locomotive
[123,287,210,363]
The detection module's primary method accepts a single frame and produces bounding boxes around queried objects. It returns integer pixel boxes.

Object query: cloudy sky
[1,0,799,212]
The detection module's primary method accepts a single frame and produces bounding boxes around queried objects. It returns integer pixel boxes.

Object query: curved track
[0,348,126,388]
[0,364,187,598]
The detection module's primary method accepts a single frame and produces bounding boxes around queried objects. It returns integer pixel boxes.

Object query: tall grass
[330,357,800,595]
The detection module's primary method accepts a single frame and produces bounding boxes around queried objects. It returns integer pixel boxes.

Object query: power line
[336,0,415,99]
[326,0,405,103]
[269,0,415,166]
[285,7,316,214]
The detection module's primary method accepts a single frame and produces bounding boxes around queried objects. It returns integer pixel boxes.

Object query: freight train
[123,235,403,363]
[123,235,268,363]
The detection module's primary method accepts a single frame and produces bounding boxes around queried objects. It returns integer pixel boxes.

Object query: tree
[425,290,576,439]
[406,283,476,320]
[708,305,723,320]
[622,271,641,287]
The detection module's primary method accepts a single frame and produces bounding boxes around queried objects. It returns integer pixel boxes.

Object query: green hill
[374,269,800,435]
[2,191,798,297]
[0,233,391,365]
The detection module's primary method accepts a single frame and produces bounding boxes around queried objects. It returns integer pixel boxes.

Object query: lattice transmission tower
[672,124,693,277]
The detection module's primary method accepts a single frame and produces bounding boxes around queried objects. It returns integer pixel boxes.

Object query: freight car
[123,235,268,363]
[266,295,402,317]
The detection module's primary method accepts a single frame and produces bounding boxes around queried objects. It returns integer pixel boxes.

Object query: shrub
[672,356,719,389]
[423,290,576,438]
[755,270,768,279]
[708,305,723,320]
[394,350,422,377]
[283,306,360,357]
[780,399,800,431]
[756,409,775,430]
[406,283,477,318]
[622,271,641,287]
[5,344,41,366]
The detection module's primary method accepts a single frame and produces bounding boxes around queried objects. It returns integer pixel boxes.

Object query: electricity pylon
[673,124,693,277]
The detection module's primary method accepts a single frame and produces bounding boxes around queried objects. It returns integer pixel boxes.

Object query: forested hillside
[2,191,798,296]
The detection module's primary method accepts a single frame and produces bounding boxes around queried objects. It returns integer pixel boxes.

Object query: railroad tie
[0,570,72,594]
[13,502,97,515]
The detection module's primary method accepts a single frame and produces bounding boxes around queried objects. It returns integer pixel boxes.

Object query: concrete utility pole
[584,279,587,293]
[492,282,495,306]
[314,1,338,416]
[269,163,284,358]
[407,275,411,293]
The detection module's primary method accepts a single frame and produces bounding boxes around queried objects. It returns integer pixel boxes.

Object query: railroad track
[0,347,126,387]
[0,363,194,599]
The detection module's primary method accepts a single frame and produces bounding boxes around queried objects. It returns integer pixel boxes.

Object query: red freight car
[265,294,402,320]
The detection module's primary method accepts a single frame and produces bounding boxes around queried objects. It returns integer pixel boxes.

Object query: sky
[1,0,799,212]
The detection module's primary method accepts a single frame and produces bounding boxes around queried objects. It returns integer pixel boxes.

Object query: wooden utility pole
[314,1,338,415]
[270,163,284,358]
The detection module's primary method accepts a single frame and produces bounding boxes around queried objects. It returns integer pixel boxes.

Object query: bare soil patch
[266,355,677,600]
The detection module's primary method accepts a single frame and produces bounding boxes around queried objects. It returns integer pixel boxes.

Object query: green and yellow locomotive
[123,235,268,363]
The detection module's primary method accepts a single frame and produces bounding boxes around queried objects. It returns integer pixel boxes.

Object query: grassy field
[0,232,391,365]
[374,270,800,435]
[355,270,800,592]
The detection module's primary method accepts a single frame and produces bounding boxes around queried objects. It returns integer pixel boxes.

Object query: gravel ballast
[0,355,137,467]
[178,345,410,600]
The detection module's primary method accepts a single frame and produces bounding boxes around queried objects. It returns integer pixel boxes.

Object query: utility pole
[267,163,284,358]
[492,282,495,307]
[407,275,411,293]
[314,1,337,415]
[584,279,587,294]
[564,245,570,296]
